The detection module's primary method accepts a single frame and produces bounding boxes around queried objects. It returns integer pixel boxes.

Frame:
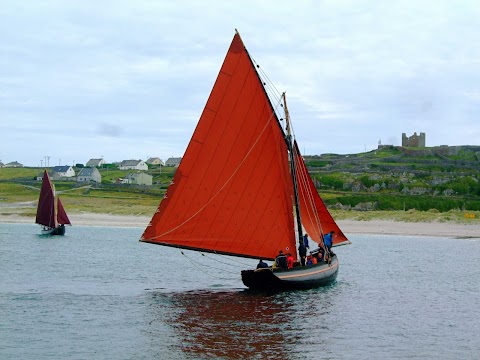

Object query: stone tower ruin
[402,132,426,147]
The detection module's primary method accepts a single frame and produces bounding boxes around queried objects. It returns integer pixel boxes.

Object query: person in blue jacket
[323,231,335,256]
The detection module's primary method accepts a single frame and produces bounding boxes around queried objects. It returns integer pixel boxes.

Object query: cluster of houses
[28,157,182,186]
[37,165,104,184]
[37,164,154,185]
[0,157,182,169]
[0,161,24,168]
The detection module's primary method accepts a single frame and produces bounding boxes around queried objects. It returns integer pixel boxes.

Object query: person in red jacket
[286,253,294,269]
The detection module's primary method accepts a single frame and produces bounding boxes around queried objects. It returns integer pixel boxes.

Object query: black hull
[41,224,66,236]
[241,256,339,291]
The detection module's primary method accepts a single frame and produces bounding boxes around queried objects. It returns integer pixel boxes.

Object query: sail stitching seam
[148,99,284,241]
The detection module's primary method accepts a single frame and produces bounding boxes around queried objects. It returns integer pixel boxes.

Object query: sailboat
[35,169,71,235]
[141,30,350,290]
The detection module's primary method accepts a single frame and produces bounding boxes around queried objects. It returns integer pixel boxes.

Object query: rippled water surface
[1,223,479,359]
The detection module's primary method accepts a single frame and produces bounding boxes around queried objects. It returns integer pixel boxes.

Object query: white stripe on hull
[275,258,339,284]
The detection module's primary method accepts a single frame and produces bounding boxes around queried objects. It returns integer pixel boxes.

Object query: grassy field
[1,166,478,224]
[1,182,478,224]
[0,182,160,217]
[0,166,162,217]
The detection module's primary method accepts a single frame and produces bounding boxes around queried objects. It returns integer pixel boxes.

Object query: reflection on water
[144,286,340,359]
[147,290,295,359]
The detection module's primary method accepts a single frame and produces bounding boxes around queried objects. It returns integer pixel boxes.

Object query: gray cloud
[1,1,479,165]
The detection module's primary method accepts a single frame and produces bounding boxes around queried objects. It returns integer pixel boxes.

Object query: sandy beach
[1,212,479,238]
[336,219,479,238]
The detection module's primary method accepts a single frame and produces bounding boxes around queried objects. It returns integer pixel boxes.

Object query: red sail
[35,170,71,228]
[57,197,71,225]
[35,170,56,228]
[141,33,297,260]
[294,142,350,247]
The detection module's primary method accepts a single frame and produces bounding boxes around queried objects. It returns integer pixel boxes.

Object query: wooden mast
[283,92,303,243]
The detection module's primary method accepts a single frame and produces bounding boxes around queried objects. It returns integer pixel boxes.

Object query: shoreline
[1,212,479,238]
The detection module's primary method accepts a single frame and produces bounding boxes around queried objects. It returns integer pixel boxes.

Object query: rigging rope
[202,251,256,267]
[147,52,331,261]
[179,249,241,276]
[287,102,328,252]
[247,57,330,254]
[148,96,285,241]
[294,146,325,237]
[293,148,329,256]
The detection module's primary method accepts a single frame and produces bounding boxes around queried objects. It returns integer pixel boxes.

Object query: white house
[50,165,75,180]
[77,167,102,183]
[86,158,105,167]
[5,161,23,168]
[122,172,153,185]
[119,159,148,171]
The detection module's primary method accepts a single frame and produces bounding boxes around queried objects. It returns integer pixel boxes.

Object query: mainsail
[141,31,349,261]
[35,170,71,228]
[141,33,297,261]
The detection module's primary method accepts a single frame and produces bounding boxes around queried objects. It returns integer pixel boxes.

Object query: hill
[1,145,479,223]
[304,145,480,213]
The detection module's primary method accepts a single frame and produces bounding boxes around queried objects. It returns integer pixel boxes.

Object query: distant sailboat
[141,30,350,290]
[35,169,71,235]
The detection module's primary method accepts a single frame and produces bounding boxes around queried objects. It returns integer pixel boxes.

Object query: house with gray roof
[50,165,75,180]
[86,158,105,167]
[77,167,102,183]
[165,157,182,167]
[119,159,148,171]
[146,157,164,166]
[5,161,23,167]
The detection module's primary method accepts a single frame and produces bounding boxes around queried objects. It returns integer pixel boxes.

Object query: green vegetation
[0,168,39,180]
[330,209,479,224]
[306,145,480,220]
[1,145,479,224]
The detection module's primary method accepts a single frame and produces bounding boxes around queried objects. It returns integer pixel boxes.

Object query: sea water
[0,223,479,360]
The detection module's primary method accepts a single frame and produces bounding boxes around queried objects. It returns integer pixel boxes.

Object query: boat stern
[241,268,282,290]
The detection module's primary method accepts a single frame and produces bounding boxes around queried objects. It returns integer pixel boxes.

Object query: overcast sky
[1,1,479,167]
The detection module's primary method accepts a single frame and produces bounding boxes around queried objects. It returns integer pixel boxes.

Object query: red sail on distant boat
[141,30,350,290]
[36,169,71,235]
